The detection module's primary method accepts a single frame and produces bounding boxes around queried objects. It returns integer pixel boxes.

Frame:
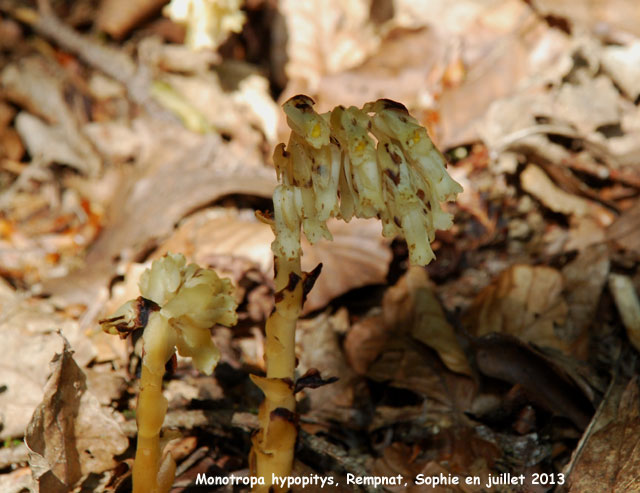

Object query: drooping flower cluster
[101,252,238,375]
[271,95,463,266]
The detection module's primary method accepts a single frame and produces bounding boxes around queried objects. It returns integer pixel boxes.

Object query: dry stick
[2,2,175,121]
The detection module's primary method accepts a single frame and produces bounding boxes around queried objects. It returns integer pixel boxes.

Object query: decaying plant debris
[0,1,640,492]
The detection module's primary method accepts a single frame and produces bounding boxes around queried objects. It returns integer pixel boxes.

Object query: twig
[0,442,29,469]
[0,2,175,121]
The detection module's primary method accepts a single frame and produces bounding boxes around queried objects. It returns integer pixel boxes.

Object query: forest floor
[0,1,640,492]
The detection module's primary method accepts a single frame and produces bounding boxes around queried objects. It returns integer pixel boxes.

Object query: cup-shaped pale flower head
[270,96,463,266]
[101,253,238,375]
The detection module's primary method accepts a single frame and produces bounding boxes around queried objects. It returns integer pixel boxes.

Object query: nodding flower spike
[271,95,463,266]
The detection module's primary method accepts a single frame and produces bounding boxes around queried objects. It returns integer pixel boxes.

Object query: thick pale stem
[251,255,302,492]
[132,313,175,493]
[267,255,302,379]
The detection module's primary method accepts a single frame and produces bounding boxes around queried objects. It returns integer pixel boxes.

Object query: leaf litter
[0,0,639,491]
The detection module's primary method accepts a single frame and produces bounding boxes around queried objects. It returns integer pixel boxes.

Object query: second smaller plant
[100,253,238,493]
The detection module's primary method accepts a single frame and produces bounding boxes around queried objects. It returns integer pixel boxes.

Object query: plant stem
[132,312,175,493]
[250,255,302,492]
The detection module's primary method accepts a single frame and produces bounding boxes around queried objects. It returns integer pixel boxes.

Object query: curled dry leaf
[1,57,100,176]
[521,164,613,226]
[367,336,475,429]
[384,267,471,376]
[464,264,570,354]
[0,290,96,441]
[569,377,640,492]
[25,336,128,492]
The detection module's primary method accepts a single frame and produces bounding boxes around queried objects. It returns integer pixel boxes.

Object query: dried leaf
[280,0,381,90]
[569,377,640,492]
[97,0,168,39]
[530,0,640,38]
[554,75,621,134]
[41,118,275,306]
[521,165,612,225]
[298,313,360,423]
[301,218,391,312]
[344,310,387,375]
[1,57,100,176]
[465,264,571,353]
[15,113,97,172]
[561,244,610,354]
[373,437,499,493]
[384,267,471,376]
[608,199,640,257]
[25,336,128,491]
[601,41,640,100]
[432,0,570,147]
[367,336,475,428]
[155,208,391,312]
[471,333,592,428]
[0,293,95,441]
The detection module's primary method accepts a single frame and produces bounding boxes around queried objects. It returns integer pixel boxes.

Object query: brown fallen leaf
[384,267,471,376]
[464,264,571,354]
[297,312,361,424]
[344,309,387,375]
[608,199,640,258]
[433,0,571,148]
[154,207,391,313]
[601,41,640,100]
[0,290,96,441]
[97,0,168,39]
[529,0,640,38]
[568,377,640,492]
[2,57,101,176]
[565,216,606,252]
[372,435,499,493]
[301,218,391,312]
[470,333,593,429]
[554,75,621,135]
[521,164,613,226]
[561,244,610,357]
[278,0,381,91]
[41,117,275,307]
[25,335,128,492]
[367,335,475,429]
